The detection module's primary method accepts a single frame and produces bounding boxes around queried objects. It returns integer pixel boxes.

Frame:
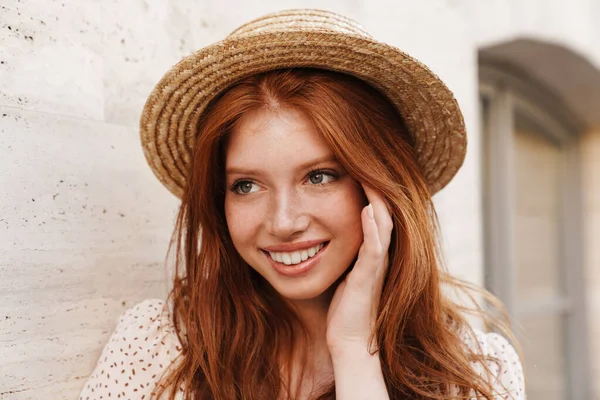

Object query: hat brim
[140,30,466,198]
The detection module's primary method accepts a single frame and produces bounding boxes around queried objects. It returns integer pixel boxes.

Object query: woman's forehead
[225,107,335,169]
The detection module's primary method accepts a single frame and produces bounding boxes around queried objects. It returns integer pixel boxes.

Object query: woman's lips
[264,242,329,277]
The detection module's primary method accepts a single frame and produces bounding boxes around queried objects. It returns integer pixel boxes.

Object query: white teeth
[300,250,309,262]
[282,253,292,265]
[268,243,325,266]
[290,252,301,264]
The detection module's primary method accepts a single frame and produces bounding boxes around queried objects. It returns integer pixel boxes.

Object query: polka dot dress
[79,299,526,399]
[467,331,526,399]
[79,300,184,400]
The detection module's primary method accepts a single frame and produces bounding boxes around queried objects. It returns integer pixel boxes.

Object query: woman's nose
[266,192,310,239]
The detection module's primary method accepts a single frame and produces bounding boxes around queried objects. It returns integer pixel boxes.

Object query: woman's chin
[267,280,332,303]
[275,286,330,302]
[270,277,341,304]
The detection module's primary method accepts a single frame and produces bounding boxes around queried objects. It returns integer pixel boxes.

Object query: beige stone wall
[582,128,600,399]
[0,108,177,398]
[0,0,207,397]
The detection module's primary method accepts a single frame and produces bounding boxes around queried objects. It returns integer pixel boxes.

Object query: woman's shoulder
[465,328,526,399]
[79,299,183,400]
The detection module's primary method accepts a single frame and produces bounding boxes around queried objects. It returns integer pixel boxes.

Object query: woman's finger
[361,185,393,249]
[352,203,384,281]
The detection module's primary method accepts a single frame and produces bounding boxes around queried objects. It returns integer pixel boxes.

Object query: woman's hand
[325,185,393,356]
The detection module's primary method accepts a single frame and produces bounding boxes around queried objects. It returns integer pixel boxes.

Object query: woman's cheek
[333,185,366,220]
[225,201,257,240]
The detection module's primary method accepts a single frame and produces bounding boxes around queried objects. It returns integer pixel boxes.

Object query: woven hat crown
[227,9,372,39]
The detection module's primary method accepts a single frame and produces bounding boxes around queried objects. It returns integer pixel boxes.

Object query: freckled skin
[224,107,366,302]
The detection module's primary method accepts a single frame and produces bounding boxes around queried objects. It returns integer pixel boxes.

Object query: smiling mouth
[262,242,329,266]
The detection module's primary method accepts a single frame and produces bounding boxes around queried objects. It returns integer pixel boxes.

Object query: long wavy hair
[153,69,516,399]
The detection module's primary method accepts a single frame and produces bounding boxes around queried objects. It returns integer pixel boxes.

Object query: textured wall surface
[0,107,178,398]
[1,0,599,399]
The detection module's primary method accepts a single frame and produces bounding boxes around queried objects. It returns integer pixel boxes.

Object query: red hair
[154,69,514,399]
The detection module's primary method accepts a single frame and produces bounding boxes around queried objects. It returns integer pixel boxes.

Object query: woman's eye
[234,181,259,194]
[308,171,335,185]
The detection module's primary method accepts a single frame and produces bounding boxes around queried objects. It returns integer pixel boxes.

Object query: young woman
[80,9,525,400]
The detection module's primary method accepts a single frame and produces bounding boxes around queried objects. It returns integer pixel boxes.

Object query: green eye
[233,181,259,194]
[309,173,324,184]
[239,182,253,193]
[308,170,336,185]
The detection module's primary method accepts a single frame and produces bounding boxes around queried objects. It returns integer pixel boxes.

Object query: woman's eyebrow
[225,155,338,176]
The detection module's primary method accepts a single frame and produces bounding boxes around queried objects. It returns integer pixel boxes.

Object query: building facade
[1,0,599,399]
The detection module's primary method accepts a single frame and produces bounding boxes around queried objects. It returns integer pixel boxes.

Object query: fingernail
[367,203,374,220]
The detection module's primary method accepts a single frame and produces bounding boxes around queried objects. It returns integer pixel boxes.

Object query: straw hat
[140,9,467,198]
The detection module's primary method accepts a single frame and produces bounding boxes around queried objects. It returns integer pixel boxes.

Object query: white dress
[79,299,526,400]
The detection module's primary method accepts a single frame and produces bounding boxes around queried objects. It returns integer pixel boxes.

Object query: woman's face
[224,107,366,301]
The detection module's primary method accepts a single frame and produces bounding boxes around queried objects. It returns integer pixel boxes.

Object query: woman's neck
[288,288,333,342]
[282,289,335,398]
